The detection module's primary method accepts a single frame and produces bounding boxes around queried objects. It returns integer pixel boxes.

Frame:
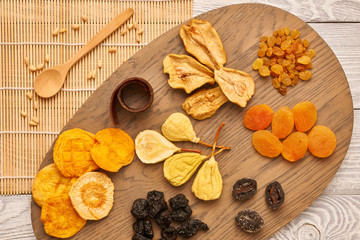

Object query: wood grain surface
[30,4,353,239]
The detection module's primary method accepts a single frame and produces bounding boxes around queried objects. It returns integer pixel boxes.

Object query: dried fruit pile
[253,27,316,95]
[131,191,208,239]
[33,127,135,238]
[244,102,336,161]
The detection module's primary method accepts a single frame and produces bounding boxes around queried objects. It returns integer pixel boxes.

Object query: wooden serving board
[31,3,353,239]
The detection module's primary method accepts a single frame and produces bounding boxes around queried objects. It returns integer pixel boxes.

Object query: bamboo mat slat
[0,0,193,195]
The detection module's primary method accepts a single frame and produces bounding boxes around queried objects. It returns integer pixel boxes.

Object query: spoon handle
[66,8,134,67]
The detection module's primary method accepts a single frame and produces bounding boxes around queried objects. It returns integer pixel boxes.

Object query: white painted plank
[193,0,360,22]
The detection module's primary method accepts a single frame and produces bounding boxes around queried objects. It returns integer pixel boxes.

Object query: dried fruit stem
[205,147,227,158]
[180,148,202,154]
[212,123,225,156]
[198,140,230,150]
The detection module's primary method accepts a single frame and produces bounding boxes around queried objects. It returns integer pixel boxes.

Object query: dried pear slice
[32,163,77,207]
[214,67,255,107]
[69,172,114,220]
[182,86,228,120]
[163,54,215,94]
[162,112,200,143]
[41,195,86,238]
[90,128,135,172]
[180,19,226,70]
[53,128,99,177]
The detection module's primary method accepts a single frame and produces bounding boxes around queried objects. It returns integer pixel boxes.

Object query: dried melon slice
[41,195,86,238]
[69,172,114,220]
[90,128,135,172]
[32,163,77,207]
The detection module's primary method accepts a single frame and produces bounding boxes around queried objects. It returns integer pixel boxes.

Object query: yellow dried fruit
[299,70,312,81]
[162,112,200,143]
[271,64,283,75]
[297,55,311,65]
[163,54,215,94]
[252,58,263,70]
[33,163,77,207]
[69,172,114,220]
[259,66,270,77]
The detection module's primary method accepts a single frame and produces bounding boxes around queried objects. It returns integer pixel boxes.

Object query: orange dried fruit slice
[272,106,294,139]
[41,195,86,238]
[53,128,98,177]
[32,163,77,207]
[69,172,114,220]
[292,101,317,132]
[282,132,309,162]
[244,104,274,131]
[308,125,336,158]
[252,130,283,158]
[90,128,135,172]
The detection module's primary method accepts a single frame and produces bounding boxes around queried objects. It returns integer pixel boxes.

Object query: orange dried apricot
[244,104,274,131]
[282,132,308,162]
[272,106,294,139]
[252,130,283,158]
[292,101,317,132]
[308,125,336,158]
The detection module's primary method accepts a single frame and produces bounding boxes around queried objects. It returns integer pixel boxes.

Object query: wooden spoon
[34,8,134,98]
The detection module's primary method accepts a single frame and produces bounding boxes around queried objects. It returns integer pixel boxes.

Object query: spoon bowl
[34,66,67,98]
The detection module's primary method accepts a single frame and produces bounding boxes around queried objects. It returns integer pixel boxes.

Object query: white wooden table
[1,1,360,239]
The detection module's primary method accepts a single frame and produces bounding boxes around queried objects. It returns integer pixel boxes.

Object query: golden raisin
[295,65,306,72]
[259,66,270,77]
[278,84,287,95]
[282,59,291,67]
[284,27,290,36]
[260,36,268,43]
[271,64,283,75]
[257,48,267,57]
[297,55,311,65]
[304,49,316,59]
[276,37,282,46]
[291,75,299,86]
[252,58,264,70]
[270,57,277,66]
[261,57,271,67]
[305,63,313,69]
[291,29,300,39]
[299,70,312,81]
[281,73,291,86]
[266,47,273,57]
[259,42,268,49]
[286,53,295,60]
[303,39,310,48]
[278,28,285,37]
[273,30,278,37]
[281,39,291,50]
[267,36,276,47]
[272,77,281,89]
[273,47,285,57]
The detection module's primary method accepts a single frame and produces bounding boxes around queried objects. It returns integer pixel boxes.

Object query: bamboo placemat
[0,0,193,195]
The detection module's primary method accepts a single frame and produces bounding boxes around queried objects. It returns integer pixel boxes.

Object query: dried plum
[131,198,149,219]
[133,219,154,239]
[177,218,209,238]
[232,178,257,201]
[147,190,168,218]
[161,226,177,240]
[169,194,189,209]
[235,209,264,233]
[171,205,192,222]
[155,209,172,229]
[132,233,152,240]
[265,181,284,210]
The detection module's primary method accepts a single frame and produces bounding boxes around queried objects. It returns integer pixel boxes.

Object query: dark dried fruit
[232,178,257,201]
[169,194,189,209]
[177,218,209,238]
[147,190,168,218]
[131,198,149,219]
[161,226,177,240]
[132,233,152,240]
[235,209,264,233]
[155,209,172,229]
[171,205,192,222]
[133,219,154,239]
[265,181,285,210]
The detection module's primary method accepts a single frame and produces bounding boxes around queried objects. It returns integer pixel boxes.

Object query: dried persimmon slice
[41,195,86,238]
[32,163,77,207]
[69,172,114,220]
[53,128,98,177]
[90,128,135,172]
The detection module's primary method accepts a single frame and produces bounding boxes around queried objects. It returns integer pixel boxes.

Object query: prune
[133,219,154,239]
[155,209,172,229]
[147,190,168,218]
[171,205,192,222]
[232,178,257,201]
[235,209,264,233]
[161,226,177,240]
[132,233,152,240]
[169,194,189,209]
[131,199,149,219]
[265,181,285,210]
[177,218,209,238]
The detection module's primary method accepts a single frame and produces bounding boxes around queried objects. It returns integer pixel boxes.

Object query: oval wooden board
[31,3,353,240]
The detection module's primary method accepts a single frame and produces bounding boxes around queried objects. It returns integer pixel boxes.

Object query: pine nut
[34,101,39,110]
[121,29,127,36]
[98,59,102,68]
[24,57,29,66]
[87,70,93,80]
[108,47,117,53]
[29,65,37,72]
[81,15,88,22]
[59,28,67,34]
[29,120,38,126]
[20,111,27,117]
[137,29,144,35]
[91,70,97,79]
[52,28,59,36]
[127,24,133,30]
[136,34,141,43]
[36,63,44,70]
[26,92,33,100]
[133,22,138,30]
[31,117,39,124]
[71,24,80,30]
[44,53,50,63]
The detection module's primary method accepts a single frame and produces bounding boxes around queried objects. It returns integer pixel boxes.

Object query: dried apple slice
[214,67,255,107]
[163,54,215,94]
[41,195,86,238]
[180,19,226,70]
[69,172,114,220]
[32,163,77,207]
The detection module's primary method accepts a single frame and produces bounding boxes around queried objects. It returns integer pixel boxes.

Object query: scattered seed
[127,23,133,30]
[34,101,39,110]
[24,57,29,66]
[81,15,88,22]
[108,47,117,53]
[26,92,33,100]
[71,24,80,30]
[29,65,37,72]
[20,111,27,117]
[29,120,38,126]
[31,117,39,124]
[133,22,138,30]
[137,28,144,35]
[36,63,44,70]
[59,28,67,34]
[136,34,141,43]
[121,29,127,36]
[91,70,97,79]
[44,53,50,63]
[97,59,102,68]
[122,59,126,63]
[87,70,93,80]
[52,28,59,36]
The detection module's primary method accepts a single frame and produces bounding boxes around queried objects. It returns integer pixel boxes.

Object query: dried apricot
[308,125,336,158]
[282,132,309,162]
[244,104,274,131]
[272,106,294,139]
[252,130,283,158]
[259,66,270,77]
[252,58,263,70]
[292,101,317,132]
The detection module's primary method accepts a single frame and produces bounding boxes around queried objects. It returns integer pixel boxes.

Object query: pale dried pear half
[162,112,200,143]
[69,172,114,220]
[180,19,226,70]
[135,130,180,164]
[32,163,77,207]
[182,86,228,120]
[163,54,215,94]
[214,67,255,107]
